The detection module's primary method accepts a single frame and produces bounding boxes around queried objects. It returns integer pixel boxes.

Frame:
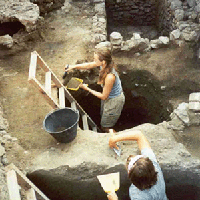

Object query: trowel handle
[65,64,69,70]
[107,191,118,200]
[62,71,68,79]
[62,64,69,79]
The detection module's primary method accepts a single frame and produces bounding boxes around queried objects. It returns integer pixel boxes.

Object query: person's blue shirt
[100,67,122,99]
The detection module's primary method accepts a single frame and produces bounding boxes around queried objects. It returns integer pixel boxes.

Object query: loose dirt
[0,4,200,167]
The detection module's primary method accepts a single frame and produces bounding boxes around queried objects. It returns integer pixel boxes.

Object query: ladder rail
[6,170,21,200]
[6,164,50,200]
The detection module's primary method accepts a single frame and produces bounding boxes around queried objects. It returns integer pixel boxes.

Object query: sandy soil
[0,3,200,167]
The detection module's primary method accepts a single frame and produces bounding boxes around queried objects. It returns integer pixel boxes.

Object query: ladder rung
[26,188,37,200]
[7,170,21,200]
[45,71,51,95]
[59,87,65,108]
[82,114,89,130]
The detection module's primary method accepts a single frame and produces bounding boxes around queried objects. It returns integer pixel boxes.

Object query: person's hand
[107,192,118,200]
[79,83,88,90]
[109,137,118,149]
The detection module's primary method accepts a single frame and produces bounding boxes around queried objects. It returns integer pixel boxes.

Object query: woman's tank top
[100,66,123,99]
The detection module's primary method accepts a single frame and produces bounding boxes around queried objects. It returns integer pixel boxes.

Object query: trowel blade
[113,145,121,157]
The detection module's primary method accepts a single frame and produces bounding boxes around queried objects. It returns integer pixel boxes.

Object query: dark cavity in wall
[0,21,25,36]
[105,0,159,40]
[64,69,173,132]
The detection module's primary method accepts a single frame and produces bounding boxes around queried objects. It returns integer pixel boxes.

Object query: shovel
[97,172,120,194]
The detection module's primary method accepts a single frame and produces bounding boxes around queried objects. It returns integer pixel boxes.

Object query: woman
[65,47,125,133]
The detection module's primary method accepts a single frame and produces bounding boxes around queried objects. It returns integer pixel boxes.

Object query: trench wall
[27,163,200,200]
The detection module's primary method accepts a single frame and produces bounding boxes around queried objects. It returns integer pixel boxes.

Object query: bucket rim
[43,107,79,134]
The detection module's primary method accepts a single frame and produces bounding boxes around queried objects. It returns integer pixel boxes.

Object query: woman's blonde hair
[95,47,118,84]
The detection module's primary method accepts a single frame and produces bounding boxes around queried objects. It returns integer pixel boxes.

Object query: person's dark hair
[128,157,158,190]
[95,47,118,84]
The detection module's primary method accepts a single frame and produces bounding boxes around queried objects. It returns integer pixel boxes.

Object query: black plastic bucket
[43,107,79,143]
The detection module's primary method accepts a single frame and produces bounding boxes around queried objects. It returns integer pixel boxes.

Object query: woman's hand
[79,83,88,90]
[107,192,118,200]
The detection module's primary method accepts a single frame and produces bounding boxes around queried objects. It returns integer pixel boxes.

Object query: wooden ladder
[6,163,50,200]
[28,51,99,132]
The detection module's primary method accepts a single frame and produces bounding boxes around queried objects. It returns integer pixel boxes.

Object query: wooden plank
[64,88,76,103]
[59,87,65,108]
[71,101,76,110]
[45,71,52,95]
[26,188,37,200]
[29,78,59,109]
[92,126,97,132]
[6,170,21,200]
[28,52,38,80]
[6,164,50,200]
[82,114,89,130]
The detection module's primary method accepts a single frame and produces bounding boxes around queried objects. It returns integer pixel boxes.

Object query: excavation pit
[64,69,172,131]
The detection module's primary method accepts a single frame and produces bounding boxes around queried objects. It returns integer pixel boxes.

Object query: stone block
[188,110,200,125]
[95,3,105,15]
[159,36,169,44]
[189,101,200,111]
[0,35,13,48]
[189,93,200,111]
[110,32,123,46]
[170,29,181,40]
[189,92,200,101]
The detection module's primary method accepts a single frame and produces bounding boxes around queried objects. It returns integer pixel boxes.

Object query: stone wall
[92,0,107,43]
[157,0,175,36]
[156,0,200,37]
[30,0,65,15]
[106,0,157,26]
[93,0,200,45]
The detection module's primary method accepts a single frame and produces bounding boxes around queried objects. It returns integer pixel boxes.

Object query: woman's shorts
[101,92,125,128]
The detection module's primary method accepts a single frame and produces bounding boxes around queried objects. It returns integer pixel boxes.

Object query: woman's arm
[65,62,98,72]
[80,74,115,100]
[109,130,151,151]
